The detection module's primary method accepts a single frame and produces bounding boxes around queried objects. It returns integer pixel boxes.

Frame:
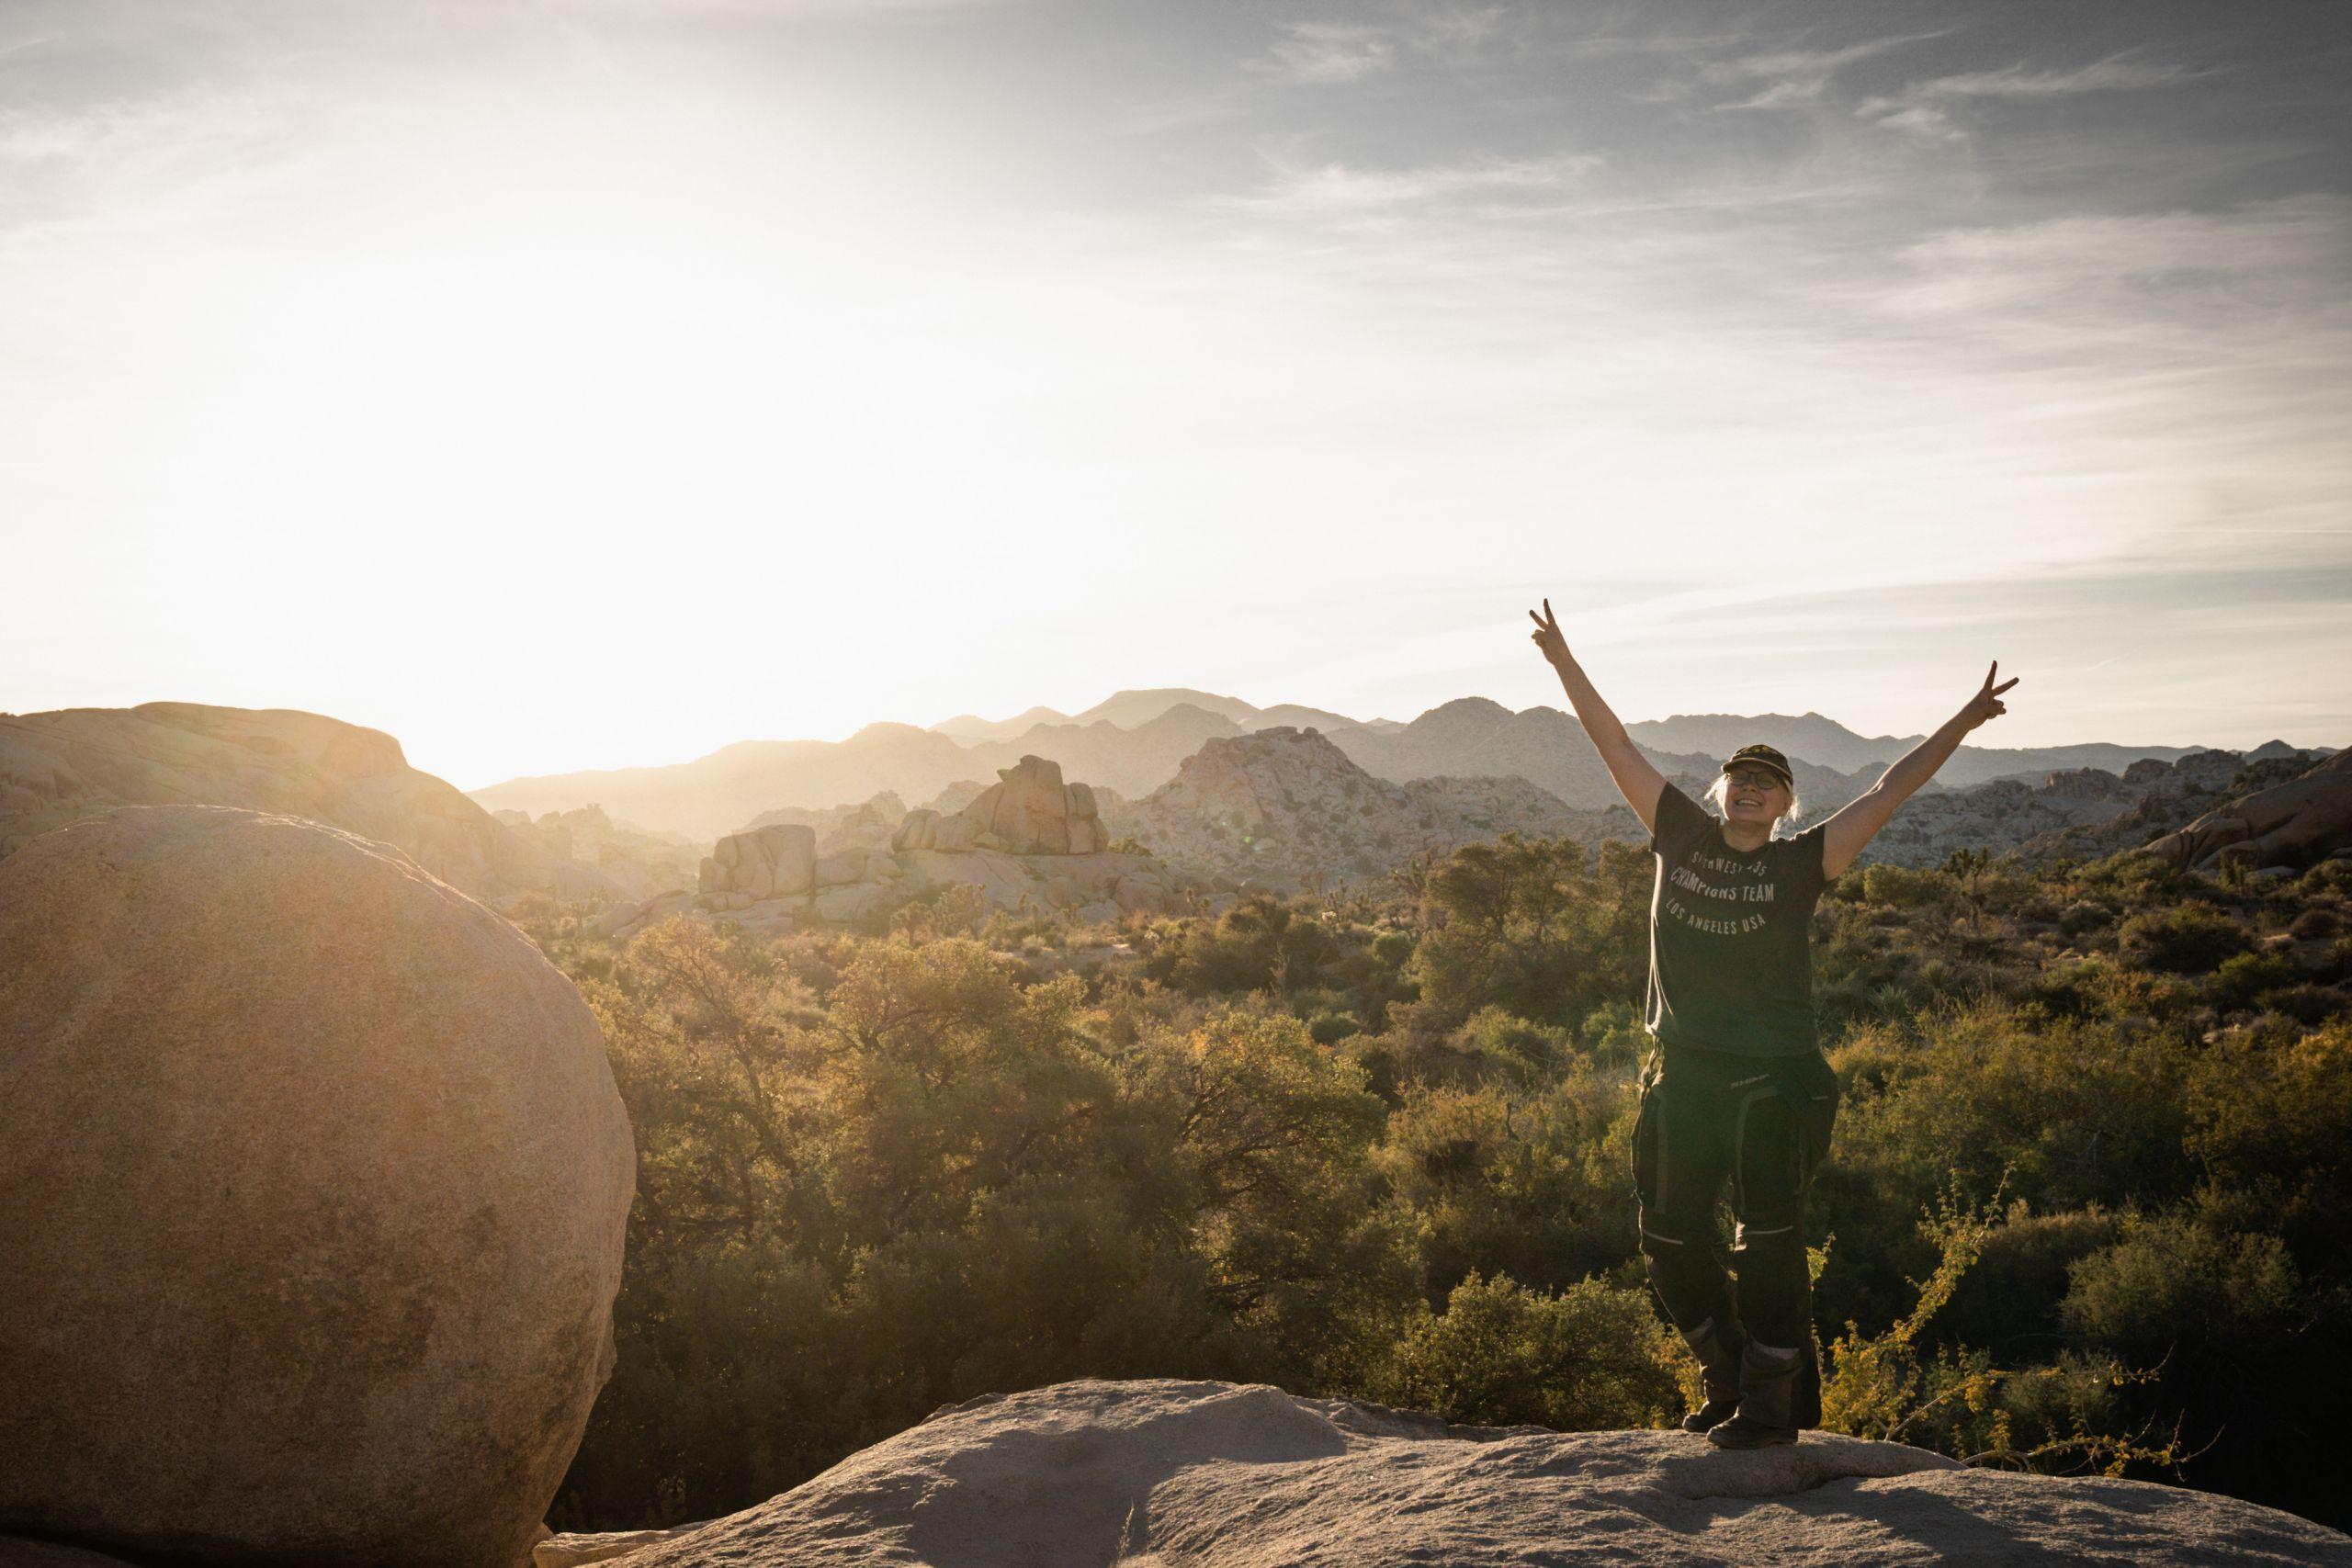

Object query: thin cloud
[1251,6,1521,88]
[1881,195,2351,318]
[1701,29,1944,110]
[1258,21,1396,85]
[1236,152,1604,215]
[1860,53,2201,141]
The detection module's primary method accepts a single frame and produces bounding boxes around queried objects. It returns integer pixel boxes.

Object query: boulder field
[0,807,635,1568]
[556,1379,2351,1568]
[602,757,1187,941]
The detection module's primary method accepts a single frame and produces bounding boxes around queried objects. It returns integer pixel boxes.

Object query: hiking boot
[1706,1341,1803,1450]
[1676,1315,1747,1435]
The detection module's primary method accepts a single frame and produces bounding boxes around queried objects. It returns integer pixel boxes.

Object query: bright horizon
[5,1,2347,788]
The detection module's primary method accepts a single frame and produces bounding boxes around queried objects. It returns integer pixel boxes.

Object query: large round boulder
[0,807,635,1567]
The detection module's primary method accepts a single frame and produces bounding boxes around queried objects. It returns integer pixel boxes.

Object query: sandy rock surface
[610,1379,2349,1568]
[0,807,636,1568]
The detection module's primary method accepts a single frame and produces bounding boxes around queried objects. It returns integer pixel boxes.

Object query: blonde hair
[1705,772,1803,829]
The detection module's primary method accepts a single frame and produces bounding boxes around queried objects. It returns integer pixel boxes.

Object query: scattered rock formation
[701,822,819,900]
[566,1379,2352,1567]
[2144,750,2352,870]
[496,805,698,903]
[738,793,908,854]
[1826,748,2339,870]
[921,780,993,818]
[2018,750,2344,867]
[0,703,602,902]
[895,756,1107,855]
[592,761,1185,942]
[1105,728,1631,892]
[1823,774,2136,867]
[0,807,635,1568]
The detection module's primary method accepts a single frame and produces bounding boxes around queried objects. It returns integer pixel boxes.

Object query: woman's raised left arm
[1820,662,2018,879]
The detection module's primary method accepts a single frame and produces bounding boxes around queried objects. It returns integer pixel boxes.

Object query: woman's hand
[1527,597,1570,669]
[1959,661,2019,730]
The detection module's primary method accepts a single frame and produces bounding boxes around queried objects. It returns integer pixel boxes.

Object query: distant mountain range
[467,688,2243,843]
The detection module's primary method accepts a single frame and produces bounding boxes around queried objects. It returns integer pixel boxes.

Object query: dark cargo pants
[1633,1042,1838,1410]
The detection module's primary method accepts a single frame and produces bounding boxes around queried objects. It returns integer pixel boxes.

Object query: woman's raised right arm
[1529,597,1668,832]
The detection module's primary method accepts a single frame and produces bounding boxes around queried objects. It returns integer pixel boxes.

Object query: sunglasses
[1723,768,1787,791]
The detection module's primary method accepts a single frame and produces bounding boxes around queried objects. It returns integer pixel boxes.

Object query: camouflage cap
[1720,744,1793,787]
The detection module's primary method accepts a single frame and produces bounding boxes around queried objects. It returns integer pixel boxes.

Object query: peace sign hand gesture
[1527,597,1570,669]
[1960,661,2019,731]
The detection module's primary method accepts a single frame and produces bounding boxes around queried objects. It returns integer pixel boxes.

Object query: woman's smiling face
[1719,764,1789,827]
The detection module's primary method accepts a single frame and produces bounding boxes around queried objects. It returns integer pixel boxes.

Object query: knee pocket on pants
[1732,1214,1805,1260]
[1638,1213,1707,1261]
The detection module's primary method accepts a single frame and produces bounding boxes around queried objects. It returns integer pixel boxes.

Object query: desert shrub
[1576,998,1650,1067]
[2119,906,2253,975]
[1862,863,1947,908]
[1122,1008,1404,1381]
[1372,1272,1680,1431]
[2207,951,2298,1011]
[1308,1010,1362,1044]
[2288,908,2340,941]
[2062,1213,2301,1359]
[886,880,991,939]
[1408,837,1647,1035]
[2063,958,2203,1023]
[2058,899,2116,937]
[1931,1203,2126,1356]
[1442,1006,1567,1082]
[2012,893,2061,926]
[1375,1074,1632,1299]
[1146,895,1334,996]
[1821,1200,2187,1475]
[1831,1002,2190,1215]
[2255,985,2347,1025]
[2299,859,2352,897]
[2186,1022,2352,1263]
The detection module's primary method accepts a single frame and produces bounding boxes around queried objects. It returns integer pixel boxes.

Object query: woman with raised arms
[1527,596,2017,1448]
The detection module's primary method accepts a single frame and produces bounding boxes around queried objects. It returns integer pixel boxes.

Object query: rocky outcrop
[2018,750,2343,866]
[557,1379,2350,1568]
[2041,766,2136,802]
[497,804,699,902]
[1824,748,2343,869]
[594,764,1183,942]
[2144,750,2352,870]
[1843,775,2136,867]
[0,807,634,1568]
[0,703,598,902]
[921,779,993,818]
[895,756,1107,855]
[700,823,818,900]
[739,793,908,854]
[1105,728,1631,892]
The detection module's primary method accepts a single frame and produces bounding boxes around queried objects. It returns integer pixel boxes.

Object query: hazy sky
[4,0,2347,785]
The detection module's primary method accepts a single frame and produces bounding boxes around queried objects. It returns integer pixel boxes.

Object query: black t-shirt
[1645,783,1834,1057]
